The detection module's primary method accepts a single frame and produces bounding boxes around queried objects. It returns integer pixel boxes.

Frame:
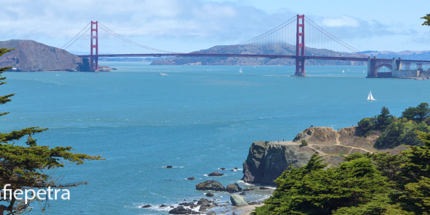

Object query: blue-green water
[2,63,430,214]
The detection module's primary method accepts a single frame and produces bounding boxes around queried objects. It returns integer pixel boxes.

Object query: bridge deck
[77,53,430,63]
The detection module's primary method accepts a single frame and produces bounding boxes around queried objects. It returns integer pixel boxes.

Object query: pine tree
[422,14,430,26]
[0,48,103,215]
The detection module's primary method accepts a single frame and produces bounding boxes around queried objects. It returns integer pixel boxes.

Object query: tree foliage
[357,107,394,136]
[0,48,104,215]
[401,103,430,123]
[254,155,390,215]
[422,13,430,26]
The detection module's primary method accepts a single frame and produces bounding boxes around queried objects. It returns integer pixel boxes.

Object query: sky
[0,0,429,53]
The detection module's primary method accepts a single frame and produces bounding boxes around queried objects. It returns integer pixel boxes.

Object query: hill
[151,43,366,66]
[362,50,430,60]
[0,40,84,71]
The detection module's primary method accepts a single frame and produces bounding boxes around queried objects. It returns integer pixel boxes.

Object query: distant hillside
[0,40,84,71]
[362,50,430,61]
[151,44,366,66]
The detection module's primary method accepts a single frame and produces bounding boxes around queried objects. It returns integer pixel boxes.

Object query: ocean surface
[2,63,430,214]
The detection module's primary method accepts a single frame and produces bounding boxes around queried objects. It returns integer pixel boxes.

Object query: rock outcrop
[0,40,85,71]
[242,126,404,185]
[168,206,199,214]
[208,171,224,177]
[230,194,248,206]
[196,180,225,191]
[241,140,315,185]
[226,183,243,193]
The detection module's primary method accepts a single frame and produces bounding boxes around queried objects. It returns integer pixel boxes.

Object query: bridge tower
[90,21,99,72]
[295,15,305,76]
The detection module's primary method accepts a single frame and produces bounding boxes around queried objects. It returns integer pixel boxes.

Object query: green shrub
[301,139,308,146]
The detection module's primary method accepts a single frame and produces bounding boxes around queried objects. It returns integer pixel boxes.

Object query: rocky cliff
[0,40,84,71]
[242,126,407,185]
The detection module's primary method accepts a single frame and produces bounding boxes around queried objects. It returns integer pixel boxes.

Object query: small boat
[367,91,376,101]
[239,67,243,73]
[11,67,17,71]
[342,70,345,73]
[56,74,59,76]
[159,73,168,76]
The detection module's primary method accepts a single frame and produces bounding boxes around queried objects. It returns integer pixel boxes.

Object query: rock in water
[205,192,214,197]
[168,206,199,214]
[141,205,151,208]
[187,177,195,180]
[226,183,243,193]
[230,194,248,206]
[164,166,173,168]
[0,40,84,71]
[196,180,226,191]
[208,171,224,176]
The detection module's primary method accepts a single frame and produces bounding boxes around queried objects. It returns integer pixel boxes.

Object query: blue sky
[0,0,429,53]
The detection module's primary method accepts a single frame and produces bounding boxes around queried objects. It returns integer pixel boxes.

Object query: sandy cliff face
[0,40,83,71]
[242,126,405,185]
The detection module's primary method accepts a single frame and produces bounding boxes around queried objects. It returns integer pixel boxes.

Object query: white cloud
[0,0,425,52]
[322,16,360,27]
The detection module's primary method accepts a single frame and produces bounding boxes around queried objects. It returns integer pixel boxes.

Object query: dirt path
[307,144,327,155]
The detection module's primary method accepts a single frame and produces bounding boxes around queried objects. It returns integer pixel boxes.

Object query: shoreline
[238,204,264,215]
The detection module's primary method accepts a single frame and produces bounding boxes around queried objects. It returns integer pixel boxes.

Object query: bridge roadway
[78,53,430,64]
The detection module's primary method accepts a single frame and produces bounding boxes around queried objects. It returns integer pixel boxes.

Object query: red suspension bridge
[62,15,430,77]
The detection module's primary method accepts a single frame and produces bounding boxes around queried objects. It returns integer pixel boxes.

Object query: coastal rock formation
[0,40,85,71]
[226,183,242,193]
[242,126,397,185]
[230,194,248,206]
[196,180,226,191]
[241,140,315,185]
[168,206,199,214]
[208,171,224,176]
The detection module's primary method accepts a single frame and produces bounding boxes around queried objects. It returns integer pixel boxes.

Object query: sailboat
[367,91,376,101]
[239,67,243,73]
[342,70,345,73]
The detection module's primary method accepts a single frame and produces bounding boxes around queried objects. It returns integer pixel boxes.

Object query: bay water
[2,63,430,214]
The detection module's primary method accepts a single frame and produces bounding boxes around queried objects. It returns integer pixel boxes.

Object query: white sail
[367,91,376,101]
[239,67,243,73]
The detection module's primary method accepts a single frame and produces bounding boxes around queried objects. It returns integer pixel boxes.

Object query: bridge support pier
[90,21,99,72]
[367,57,378,78]
[294,15,306,76]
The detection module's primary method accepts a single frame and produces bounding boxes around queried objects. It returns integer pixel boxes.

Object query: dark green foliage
[375,107,394,131]
[254,155,390,215]
[400,131,430,183]
[344,152,408,183]
[422,13,430,26]
[0,48,104,214]
[374,118,430,149]
[333,193,413,215]
[374,118,415,149]
[357,117,375,136]
[300,139,308,146]
[357,107,394,136]
[397,176,430,214]
[401,103,430,122]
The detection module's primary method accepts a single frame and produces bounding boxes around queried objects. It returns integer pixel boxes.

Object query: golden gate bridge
[62,15,430,77]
